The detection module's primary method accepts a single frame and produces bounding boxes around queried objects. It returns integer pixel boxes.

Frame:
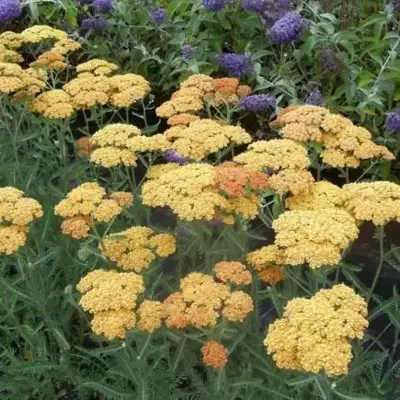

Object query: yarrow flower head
[201,341,228,368]
[217,53,253,77]
[151,7,166,24]
[265,284,368,376]
[181,44,196,61]
[0,0,21,24]
[385,108,400,133]
[93,0,113,13]
[80,17,107,33]
[240,94,276,112]
[305,89,323,106]
[270,12,305,44]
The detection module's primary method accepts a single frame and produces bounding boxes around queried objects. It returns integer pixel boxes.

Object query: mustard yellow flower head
[77,269,144,313]
[222,291,253,322]
[63,75,110,110]
[156,95,203,119]
[273,209,359,267]
[76,59,118,76]
[180,74,214,95]
[89,147,136,168]
[286,181,344,211]
[0,225,27,255]
[163,292,189,329]
[269,169,315,195]
[91,308,136,340]
[163,119,252,161]
[224,193,260,220]
[52,38,81,55]
[30,51,66,70]
[29,90,75,119]
[342,181,400,225]
[0,44,23,63]
[201,341,228,369]
[137,300,165,332]
[145,163,181,180]
[21,25,67,44]
[109,191,133,208]
[265,284,368,376]
[61,216,90,239]
[0,62,26,93]
[167,113,200,127]
[142,163,228,221]
[233,139,310,171]
[100,226,176,272]
[0,31,23,49]
[108,74,151,108]
[213,261,252,285]
[11,68,47,103]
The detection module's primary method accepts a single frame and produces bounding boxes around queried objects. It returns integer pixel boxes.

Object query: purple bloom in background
[305,90,323,106]
[80,17,107,33]
[270,12,304,44]
[151,7,167,24]
[240,94,276,112]
[203,0,228,12]
[79,0,93,5]
[318,47,345,73]
[242,0,291,26]
[93,0,112,13]
[0,0,21,24]
[385,109,400,133]
[217,53,253,77]
[164,150,188,164]
[181,44,196,61]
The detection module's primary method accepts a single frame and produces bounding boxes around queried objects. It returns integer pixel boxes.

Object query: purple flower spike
[80,17,107,33]
[181,44,196,61]
[0,0,21,24]
[385,109,400,133]
[217,53,253,77]
[242,0,291,26]
[318,47,345,73]
[305,90,323,106]
[151,7,167,25]
[270,12,304,44]
[240,94,276,112]
[93,0,113,13]
[164,150,189,164]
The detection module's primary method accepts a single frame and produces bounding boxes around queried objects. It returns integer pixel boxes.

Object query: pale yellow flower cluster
[273,209,359,267]
[100,226,176,272]
[0,187,43,254]
[142,163,264,222]
[20,25,68,44]
[234,139,314,195]
[163,272,253,329]
[246,245,285,284]
[51,38,81,55]
[89,124,168,168]
[29,89,75,119]
[265,284,368,376]
[76,59,118,76]
[162,119,251,161]
[0,42,23,63]
[275,105,394,168]
[213,261,252,285]
[77,269,144,339]
[156,74,251,126]
[54,183,133,239]
[342,181,400,225]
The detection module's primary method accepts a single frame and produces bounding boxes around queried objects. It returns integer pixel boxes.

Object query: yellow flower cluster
[0,42,23,63]
[156,74,251,126]
[30,51,66,70]
[143,163,265,222]
[342,181,400,225]
[89,124,168,167]
[54,183,132,239]
[29,89,75,119]
[51,38,81,55]
[163,272,253,329]
[234,139,314,195]
[246,245,285,284]
[272,209,359,267]
[76,59,118,76]
[137,300,165,332]
[213,261,252,285]
[77,269,144,339]
[0,187,43,254]
[201,341,228,369]
[100,226,176,272]
[163,119,252,161]
[20,25,68,44]
[265,284,368,376]
[274,105,394,168]
[286,181,344,211]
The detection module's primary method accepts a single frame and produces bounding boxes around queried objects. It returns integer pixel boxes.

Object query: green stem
[367,225,385,303]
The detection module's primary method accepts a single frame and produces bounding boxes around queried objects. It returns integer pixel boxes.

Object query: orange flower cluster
[163,272,253,329]
[213,261,252,285]
[100,226,176,272]
[156,74,251,126]
[201,341,228,369]
[274,105,394,168]
[54,183,133,239]
[0,187,43,254]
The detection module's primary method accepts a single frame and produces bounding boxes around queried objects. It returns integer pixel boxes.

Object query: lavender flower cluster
[0,0,21,24]
[217,53,253,77]
[317,47,346,73]
[203,0,233,12]
[181,44,196,61]
[240,94,276,112]
[79,0,113,33]
[385,109,400,133]
[270,12,304,44]
[305,90,323,106]
[151,7,167,25]
[242,0,291,26]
